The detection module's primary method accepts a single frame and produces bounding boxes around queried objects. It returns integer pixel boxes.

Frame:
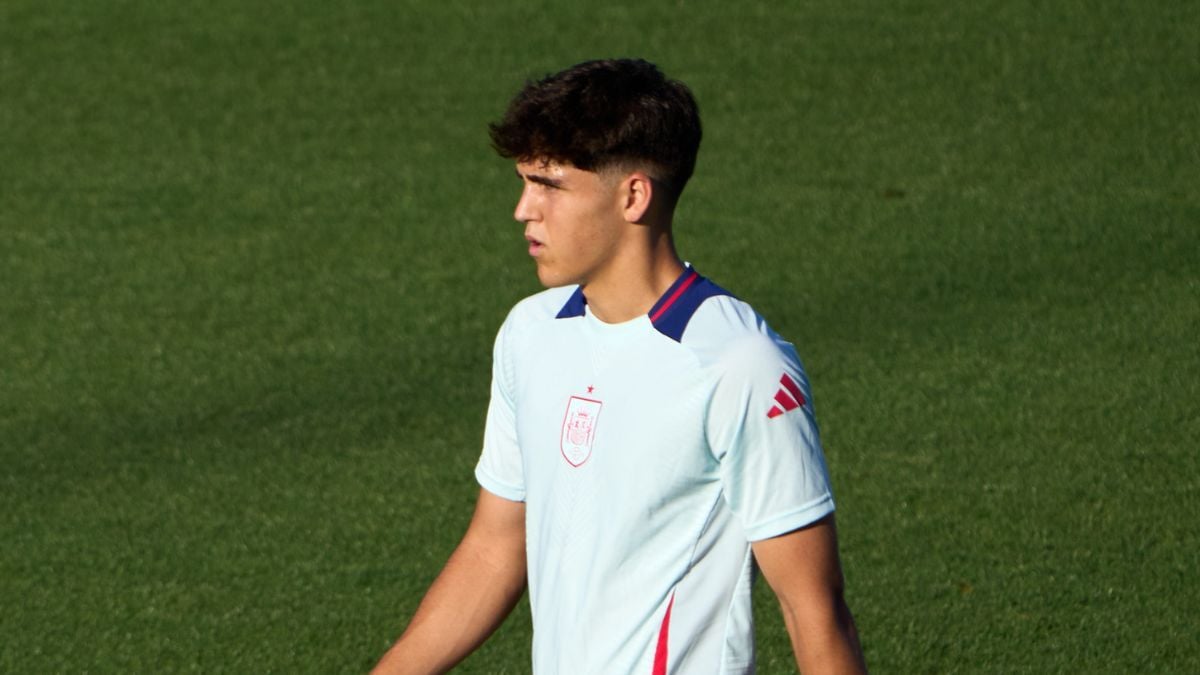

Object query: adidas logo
[766,373,807,419]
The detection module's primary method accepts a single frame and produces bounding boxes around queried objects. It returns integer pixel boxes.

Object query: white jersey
[475,267,835,675]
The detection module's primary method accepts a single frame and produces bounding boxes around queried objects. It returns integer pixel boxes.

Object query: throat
[582,258,686,324]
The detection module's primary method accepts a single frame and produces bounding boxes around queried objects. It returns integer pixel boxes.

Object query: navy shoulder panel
[648,268,733,342]
[555,286,587,319]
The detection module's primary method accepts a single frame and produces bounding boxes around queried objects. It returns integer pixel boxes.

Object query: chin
[534,267,556,288]
[536,267,577,289]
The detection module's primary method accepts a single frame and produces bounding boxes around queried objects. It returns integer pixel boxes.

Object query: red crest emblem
[560,395,602,467]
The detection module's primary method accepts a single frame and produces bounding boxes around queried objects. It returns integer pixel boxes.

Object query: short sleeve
[706,333,835,541]
[474,317,526,502]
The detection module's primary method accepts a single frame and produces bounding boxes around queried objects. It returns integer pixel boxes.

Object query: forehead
[516,158,575,177]
[515,159,625,189]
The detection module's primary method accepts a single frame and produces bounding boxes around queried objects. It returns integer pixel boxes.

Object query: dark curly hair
[489,59,702,200]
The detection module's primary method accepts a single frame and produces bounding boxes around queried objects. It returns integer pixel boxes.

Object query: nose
[514,183,537,223]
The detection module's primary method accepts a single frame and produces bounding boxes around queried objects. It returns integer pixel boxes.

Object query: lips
[525,233,544,257]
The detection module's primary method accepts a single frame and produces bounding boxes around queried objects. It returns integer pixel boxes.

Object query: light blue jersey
[476,267,835,674]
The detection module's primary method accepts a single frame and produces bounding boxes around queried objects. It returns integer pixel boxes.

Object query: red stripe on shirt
[649,271,699,323]
[652,591,676,675]
[780,373,807,407]
[774,388,800,411]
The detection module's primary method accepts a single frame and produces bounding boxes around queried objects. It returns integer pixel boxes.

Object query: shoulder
[681,293,801,374]
[490,285,578,370]
[501,285,580,331]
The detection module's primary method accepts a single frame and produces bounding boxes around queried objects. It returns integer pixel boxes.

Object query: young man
[373,59,866,674]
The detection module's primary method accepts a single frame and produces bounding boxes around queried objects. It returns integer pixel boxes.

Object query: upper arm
[476,318,526,502]
[707,332,835,540]
[444,489,527,601]
[752,516,867,673]
[752,514,847,615]
[465,488,526,553]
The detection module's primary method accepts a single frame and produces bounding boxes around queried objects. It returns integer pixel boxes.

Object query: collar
[555,266,732,342]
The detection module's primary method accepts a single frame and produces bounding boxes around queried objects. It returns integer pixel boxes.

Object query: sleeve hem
[475,467,526,503]
[743,494,835,542]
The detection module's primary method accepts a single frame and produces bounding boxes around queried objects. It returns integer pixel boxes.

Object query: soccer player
[372,59,866,674]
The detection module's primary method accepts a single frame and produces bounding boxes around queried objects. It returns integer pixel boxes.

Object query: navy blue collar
[555,267,732,342]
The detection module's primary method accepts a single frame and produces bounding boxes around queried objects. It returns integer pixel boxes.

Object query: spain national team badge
[560,395,602,467]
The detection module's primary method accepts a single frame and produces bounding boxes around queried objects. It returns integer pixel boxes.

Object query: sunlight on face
[513,160,629,289]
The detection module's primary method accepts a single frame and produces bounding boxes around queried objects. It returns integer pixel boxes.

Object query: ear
[620,171,654,223]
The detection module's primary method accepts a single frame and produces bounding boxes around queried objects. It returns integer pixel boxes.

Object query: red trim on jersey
[652,591,676,675]
[780,373,807,407]
[767,405,784,419]
[774,388,800,411]
[649,270,699,323]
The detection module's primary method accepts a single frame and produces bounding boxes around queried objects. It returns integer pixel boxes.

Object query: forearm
[780,591,866,675]
[373,491,527,675]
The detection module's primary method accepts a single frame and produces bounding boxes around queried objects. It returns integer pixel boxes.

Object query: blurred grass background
[2,0,1197,671]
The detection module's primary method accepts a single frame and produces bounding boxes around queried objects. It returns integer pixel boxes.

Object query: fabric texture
[475,268,835,674]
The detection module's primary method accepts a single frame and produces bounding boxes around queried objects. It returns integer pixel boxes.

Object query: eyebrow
[515,169,565,189]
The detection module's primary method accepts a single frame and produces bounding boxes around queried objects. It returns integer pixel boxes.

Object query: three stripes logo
[766,373,807,419]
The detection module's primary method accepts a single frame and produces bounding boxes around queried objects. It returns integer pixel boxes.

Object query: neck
[582,228,684,324]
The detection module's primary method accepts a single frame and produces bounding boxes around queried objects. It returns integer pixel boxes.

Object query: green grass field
[3,1,1197,672]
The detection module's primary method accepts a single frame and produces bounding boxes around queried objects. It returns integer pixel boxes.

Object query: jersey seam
[475,467,526,502]
[742,493,835,542]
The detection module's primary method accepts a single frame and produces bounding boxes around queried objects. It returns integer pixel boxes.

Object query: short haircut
[489,59,702,199]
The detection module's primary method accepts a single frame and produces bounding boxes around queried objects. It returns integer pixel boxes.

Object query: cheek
[564,213,609,253]
[545,191,620,252]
